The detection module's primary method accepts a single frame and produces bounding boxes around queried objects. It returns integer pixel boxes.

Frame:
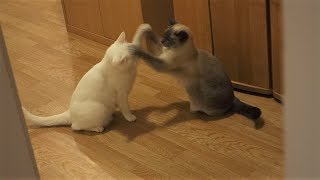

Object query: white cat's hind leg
[71,123,81,131]
[70,102,110,133]
[88,127,104,133]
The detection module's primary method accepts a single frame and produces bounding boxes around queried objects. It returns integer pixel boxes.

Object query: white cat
[23,24,152,132]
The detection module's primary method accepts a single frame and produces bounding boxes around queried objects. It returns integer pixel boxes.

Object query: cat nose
[161,39,165,44]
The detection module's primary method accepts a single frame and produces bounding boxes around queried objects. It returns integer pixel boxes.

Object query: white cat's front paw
[125,114,136,122]
[89,127,104,133]
[139,24,152,32]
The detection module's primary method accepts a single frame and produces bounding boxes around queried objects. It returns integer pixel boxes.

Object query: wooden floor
[0,0,284,179]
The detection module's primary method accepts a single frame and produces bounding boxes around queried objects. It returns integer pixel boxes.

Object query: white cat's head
[105,32,137,66]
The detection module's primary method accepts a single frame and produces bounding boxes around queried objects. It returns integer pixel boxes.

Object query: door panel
[270,0,283,100]
[173,0,213,53]
[210,0,270,93]
[63,0,104,35]
[99,0,143,42]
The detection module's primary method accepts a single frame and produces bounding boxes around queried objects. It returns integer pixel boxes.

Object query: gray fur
[130,24,261,120]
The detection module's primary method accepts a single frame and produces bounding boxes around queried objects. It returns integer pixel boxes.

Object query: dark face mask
[161,28,189,48]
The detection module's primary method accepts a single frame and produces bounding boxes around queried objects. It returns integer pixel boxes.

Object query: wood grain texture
[99,0,143,42]
[173,0,213,53]
[66,24,114,46]
[270,0,283,101]
[141,0,174,36]
[0,0,284,178]
[62,0,104,36]
[210,0,271,93]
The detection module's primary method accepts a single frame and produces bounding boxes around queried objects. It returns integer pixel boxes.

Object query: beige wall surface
[0,27,39,179]
[284,0,320,178]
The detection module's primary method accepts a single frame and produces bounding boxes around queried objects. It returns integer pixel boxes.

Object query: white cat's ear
[116,31,126,43]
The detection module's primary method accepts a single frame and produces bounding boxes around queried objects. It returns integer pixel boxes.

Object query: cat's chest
[113,68,137,87]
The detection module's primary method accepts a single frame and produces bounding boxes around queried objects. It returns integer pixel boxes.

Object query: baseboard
[272,91,283,102]
[232,81,272,95]
[66,25,114,46]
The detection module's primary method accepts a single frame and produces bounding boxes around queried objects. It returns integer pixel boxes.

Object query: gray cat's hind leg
[189,100,202,113]
[201,107,227,117]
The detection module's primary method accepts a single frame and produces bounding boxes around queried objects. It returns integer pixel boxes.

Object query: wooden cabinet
[173,0,213,53]
[62,0,171,46]
[62,0,103,40]
[270,0,283,101]
[61,0,283,100]
[62,0,104,35]
[62,0,113,45]
[99,0,143,42]
[210,0,271,94]
[141,0,174,36]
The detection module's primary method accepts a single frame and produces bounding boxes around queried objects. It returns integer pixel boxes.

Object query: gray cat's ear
[168,18,177,26]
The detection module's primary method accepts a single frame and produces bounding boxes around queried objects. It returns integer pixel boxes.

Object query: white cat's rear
[23,24,152,132]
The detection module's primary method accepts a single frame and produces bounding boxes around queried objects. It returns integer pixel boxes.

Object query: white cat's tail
[22,107,71,127]
[132,24,152,47]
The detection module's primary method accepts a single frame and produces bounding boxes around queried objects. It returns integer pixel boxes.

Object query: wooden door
[270,0,283,101]
[173,0,213,53]
[99,0,143,42]
[210,0,271,94]
[62,0,104,36]
[141,0,174,36]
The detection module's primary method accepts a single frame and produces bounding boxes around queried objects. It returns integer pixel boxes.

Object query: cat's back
[196,49,235,107]
[197,49,226,76]
[72,62,112,97]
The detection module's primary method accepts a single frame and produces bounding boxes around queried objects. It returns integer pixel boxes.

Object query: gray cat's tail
[232,98,261,120]
[22,107,71,127]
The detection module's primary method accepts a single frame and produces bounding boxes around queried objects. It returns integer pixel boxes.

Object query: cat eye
[174,31,189,42]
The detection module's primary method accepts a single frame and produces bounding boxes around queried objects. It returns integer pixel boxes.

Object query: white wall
[284,0,320,178]
[0,27,39,179]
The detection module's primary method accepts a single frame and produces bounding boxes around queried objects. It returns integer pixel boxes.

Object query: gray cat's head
[161,19,193,49]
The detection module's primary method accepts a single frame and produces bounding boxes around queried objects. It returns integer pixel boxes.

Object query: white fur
[23,25,151,132]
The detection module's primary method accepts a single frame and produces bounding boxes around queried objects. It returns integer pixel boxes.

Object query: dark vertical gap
[141,0,174,35]
[208,0,215,55]
[171,0,175,20]
[266,0,274,90]
[97,0,105,37]
[140,0,174,51]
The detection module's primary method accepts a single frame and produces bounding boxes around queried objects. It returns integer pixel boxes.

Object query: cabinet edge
[272,91,283,102]
[232,81,272,95]
[66,24,114,46]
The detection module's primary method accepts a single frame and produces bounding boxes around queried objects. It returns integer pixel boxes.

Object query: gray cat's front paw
[125,114,136,122]
[138,24,152,32]
[128,45,145,57]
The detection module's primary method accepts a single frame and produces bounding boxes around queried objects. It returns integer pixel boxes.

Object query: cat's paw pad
[138,24,152,32]
[125,114,136,122]
[89,127,104,133]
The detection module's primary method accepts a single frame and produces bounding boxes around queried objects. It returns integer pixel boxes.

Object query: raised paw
[125,114,136,122]
[138,24,152,32]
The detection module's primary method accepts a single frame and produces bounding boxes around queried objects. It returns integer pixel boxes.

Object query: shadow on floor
[77,101,264,140]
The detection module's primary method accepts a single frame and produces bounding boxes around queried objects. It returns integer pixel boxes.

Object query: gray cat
[130,21,261,120]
